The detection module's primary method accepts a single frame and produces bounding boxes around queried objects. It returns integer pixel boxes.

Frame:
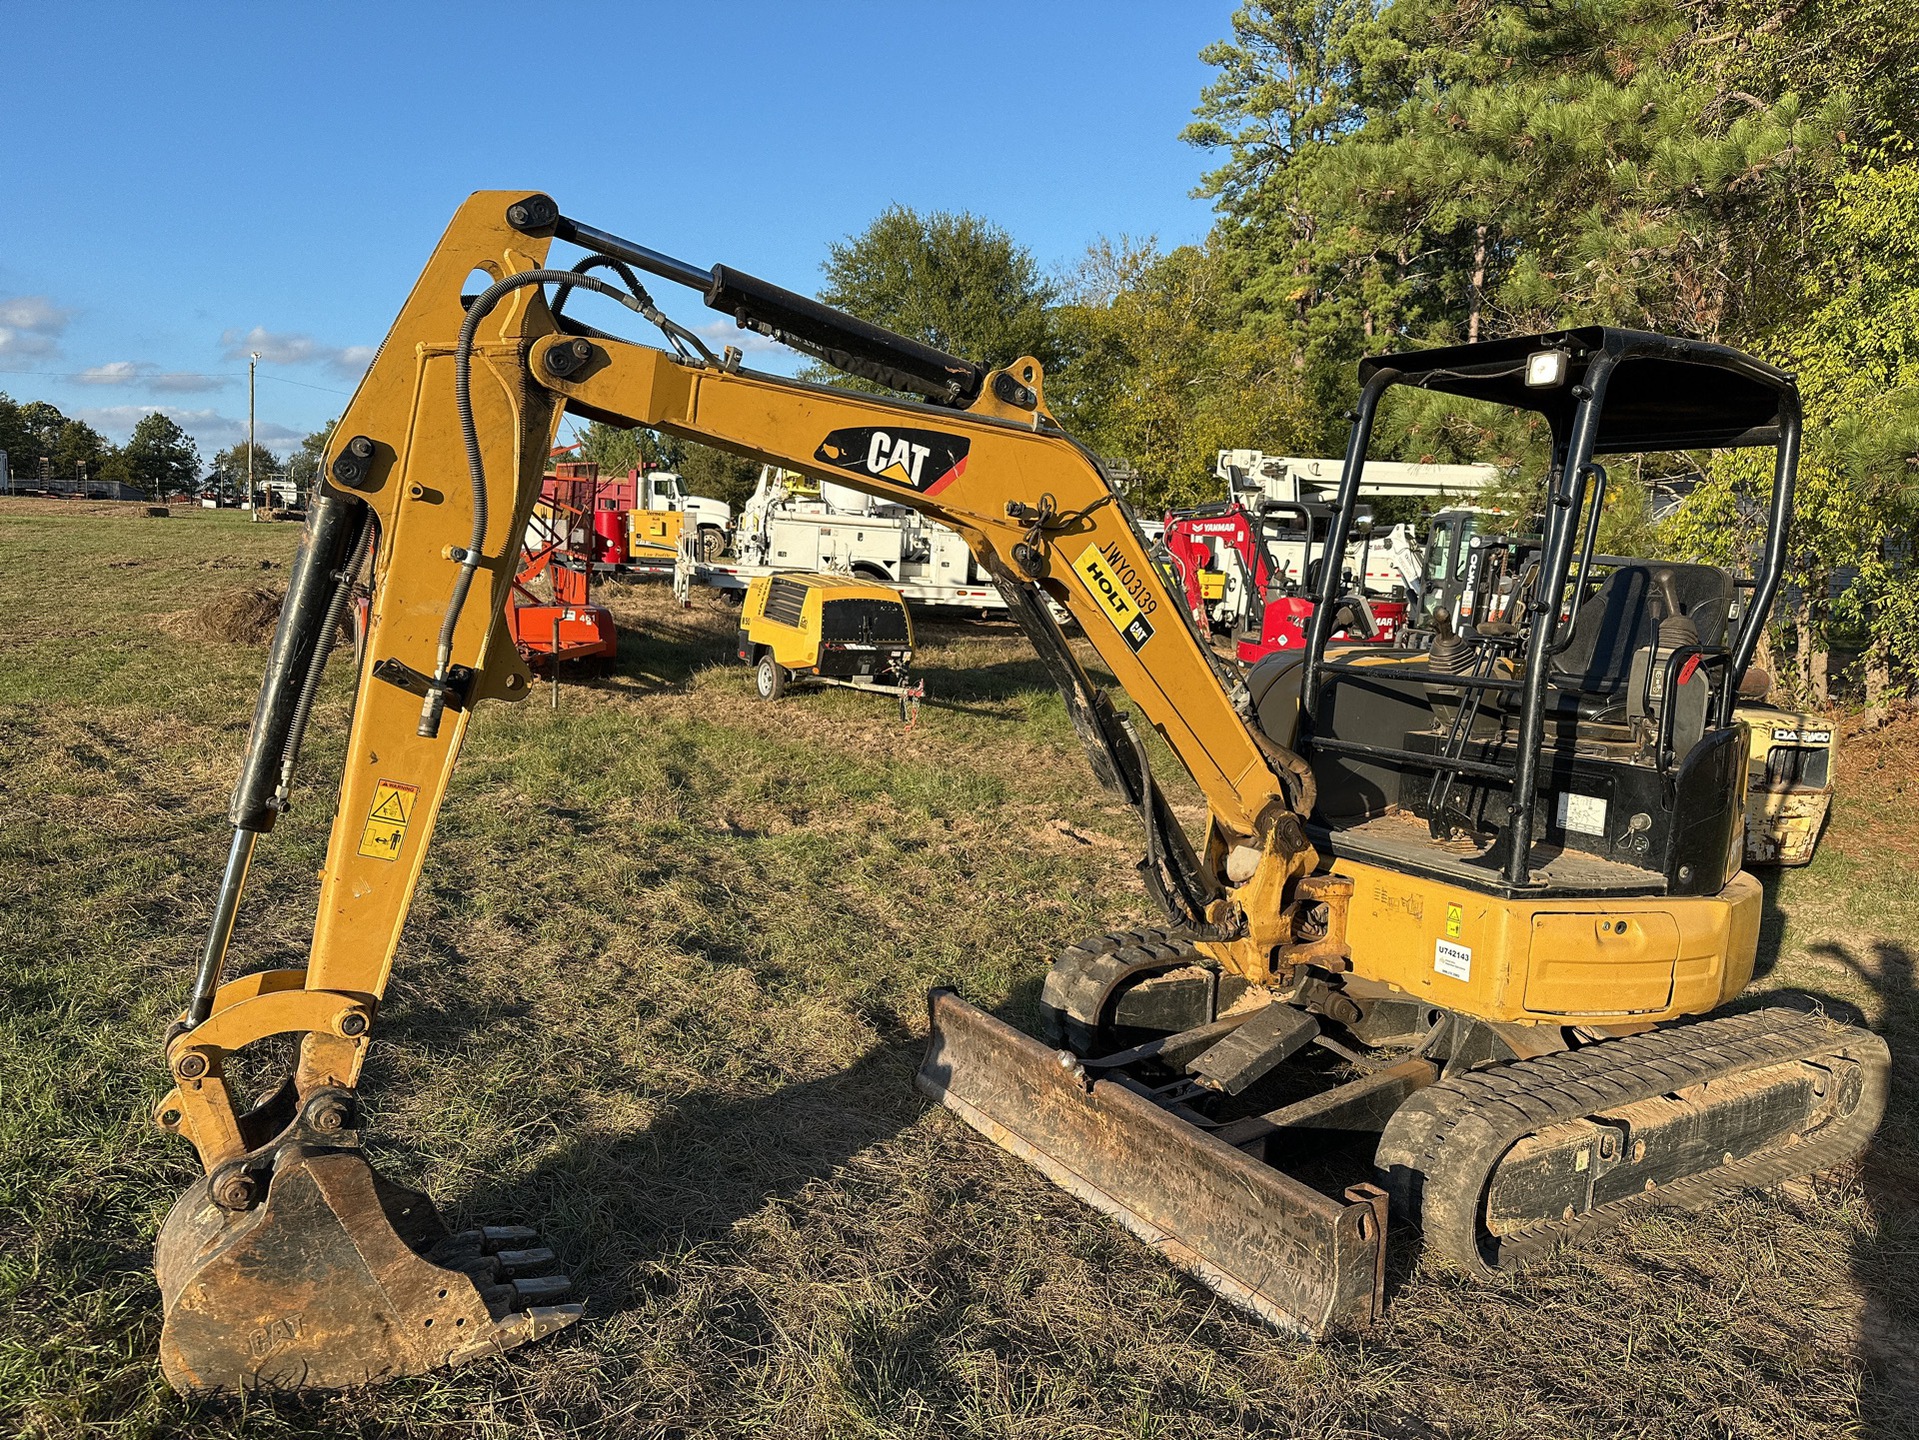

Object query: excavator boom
[154,192,1335,1389]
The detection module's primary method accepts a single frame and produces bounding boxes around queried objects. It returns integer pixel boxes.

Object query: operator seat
[1547,562,1733,722]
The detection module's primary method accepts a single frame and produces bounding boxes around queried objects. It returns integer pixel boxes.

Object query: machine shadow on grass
[452,1027,930,1318]
[1826,936,1918,1440]
[1747,869,1918,1438]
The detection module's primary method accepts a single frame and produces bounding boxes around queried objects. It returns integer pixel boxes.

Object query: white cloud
[74,405,306,455]
[75,361,146,384]
[0,294,72,358]
[695,319,789,358]
[75,360,230,394]
[220,326,373,379]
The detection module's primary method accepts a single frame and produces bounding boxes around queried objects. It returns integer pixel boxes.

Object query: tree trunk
[1792,593,1815,705]
[1806,564,1831,708]
[1468,224,1488,344]
[1864,628,1891,730]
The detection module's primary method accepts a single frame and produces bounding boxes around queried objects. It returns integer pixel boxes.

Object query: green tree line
[781,0,1919,718]
[0,392,341,503]
[0,396,202,496]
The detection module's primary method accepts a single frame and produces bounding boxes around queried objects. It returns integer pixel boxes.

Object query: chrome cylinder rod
[189,828,258,1026]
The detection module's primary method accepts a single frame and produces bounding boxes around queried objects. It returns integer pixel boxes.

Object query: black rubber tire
[755,653,786,701]
[699,527,726,563]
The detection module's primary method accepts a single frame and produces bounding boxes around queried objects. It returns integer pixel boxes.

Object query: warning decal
[357,779,419,861]
[1071,542,1157,654]
[1444,902,1463,940]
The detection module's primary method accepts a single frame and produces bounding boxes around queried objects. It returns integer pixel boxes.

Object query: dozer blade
[156,1146,580,1393]
[916,989,1387,1335]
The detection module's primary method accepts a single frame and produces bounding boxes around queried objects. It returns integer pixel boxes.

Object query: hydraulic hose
[419,267,646,738]
[551,254,651,321]
[274,510,376,805]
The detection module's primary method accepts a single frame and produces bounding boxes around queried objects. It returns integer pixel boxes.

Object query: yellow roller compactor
[154,192,1889,1391]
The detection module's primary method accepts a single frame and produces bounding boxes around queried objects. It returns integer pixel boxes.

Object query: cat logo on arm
[814,426,970,495]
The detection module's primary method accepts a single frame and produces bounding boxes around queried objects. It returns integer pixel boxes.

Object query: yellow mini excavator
[153,192,1889,1391]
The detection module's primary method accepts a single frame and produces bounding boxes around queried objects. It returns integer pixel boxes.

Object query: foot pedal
[1188,1004,1318,1095]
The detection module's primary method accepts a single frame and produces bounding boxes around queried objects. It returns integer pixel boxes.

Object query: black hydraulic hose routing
[418,268,647,739]
[549,254,717,364]
[550,253,650,321]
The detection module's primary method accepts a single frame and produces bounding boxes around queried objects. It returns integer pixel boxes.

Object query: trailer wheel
[699,527,726,563]
[755,653,787,701]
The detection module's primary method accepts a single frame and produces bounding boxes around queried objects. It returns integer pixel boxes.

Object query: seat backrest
[1549,562,1733,695]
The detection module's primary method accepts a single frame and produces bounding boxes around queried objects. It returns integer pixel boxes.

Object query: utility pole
[248,351,261,512]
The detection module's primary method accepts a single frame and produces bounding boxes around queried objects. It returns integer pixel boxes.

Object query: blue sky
[0,2,1234,463]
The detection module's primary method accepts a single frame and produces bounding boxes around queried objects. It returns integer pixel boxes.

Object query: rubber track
[1038,927,1200,1047]
[1375,1007,1890,1274]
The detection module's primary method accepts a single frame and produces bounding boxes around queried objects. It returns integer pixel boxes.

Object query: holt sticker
[1071,542,1157,653]
[357,779,419,861]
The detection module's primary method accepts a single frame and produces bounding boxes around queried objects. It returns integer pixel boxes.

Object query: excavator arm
[153,192,1346,1390]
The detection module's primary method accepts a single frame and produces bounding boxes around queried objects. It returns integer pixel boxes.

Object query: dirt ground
[1,499,1914,1439]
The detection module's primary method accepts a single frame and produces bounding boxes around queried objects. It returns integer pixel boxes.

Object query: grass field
[2,499,1914,1439]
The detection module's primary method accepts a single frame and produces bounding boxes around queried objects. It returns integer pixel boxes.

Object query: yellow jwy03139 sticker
[1071,542,1157,653]
[357,779,419,861]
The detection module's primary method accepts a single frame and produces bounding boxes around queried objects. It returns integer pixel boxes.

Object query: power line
[258,374,354,396]
[0,369,357,396]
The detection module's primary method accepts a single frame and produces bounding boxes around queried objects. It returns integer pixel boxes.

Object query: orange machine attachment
[506,461,617,668]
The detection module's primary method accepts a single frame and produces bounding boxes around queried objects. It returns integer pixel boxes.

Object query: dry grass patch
[0,506,1912,1438]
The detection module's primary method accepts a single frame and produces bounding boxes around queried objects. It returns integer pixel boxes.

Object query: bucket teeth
[481,1224,540,1247]
[495,1246,558,1276]
[446,1303,585,1367]
[427,1230,486,1263]
[455,1254,503,1283]
[510,1273,573,1303]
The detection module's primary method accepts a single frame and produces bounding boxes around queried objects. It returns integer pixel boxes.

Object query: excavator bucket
[916,989,1387,1335]
[155,1145,580,1393]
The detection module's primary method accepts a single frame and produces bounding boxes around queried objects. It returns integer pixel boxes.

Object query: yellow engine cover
[1336,860,1761,1026]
